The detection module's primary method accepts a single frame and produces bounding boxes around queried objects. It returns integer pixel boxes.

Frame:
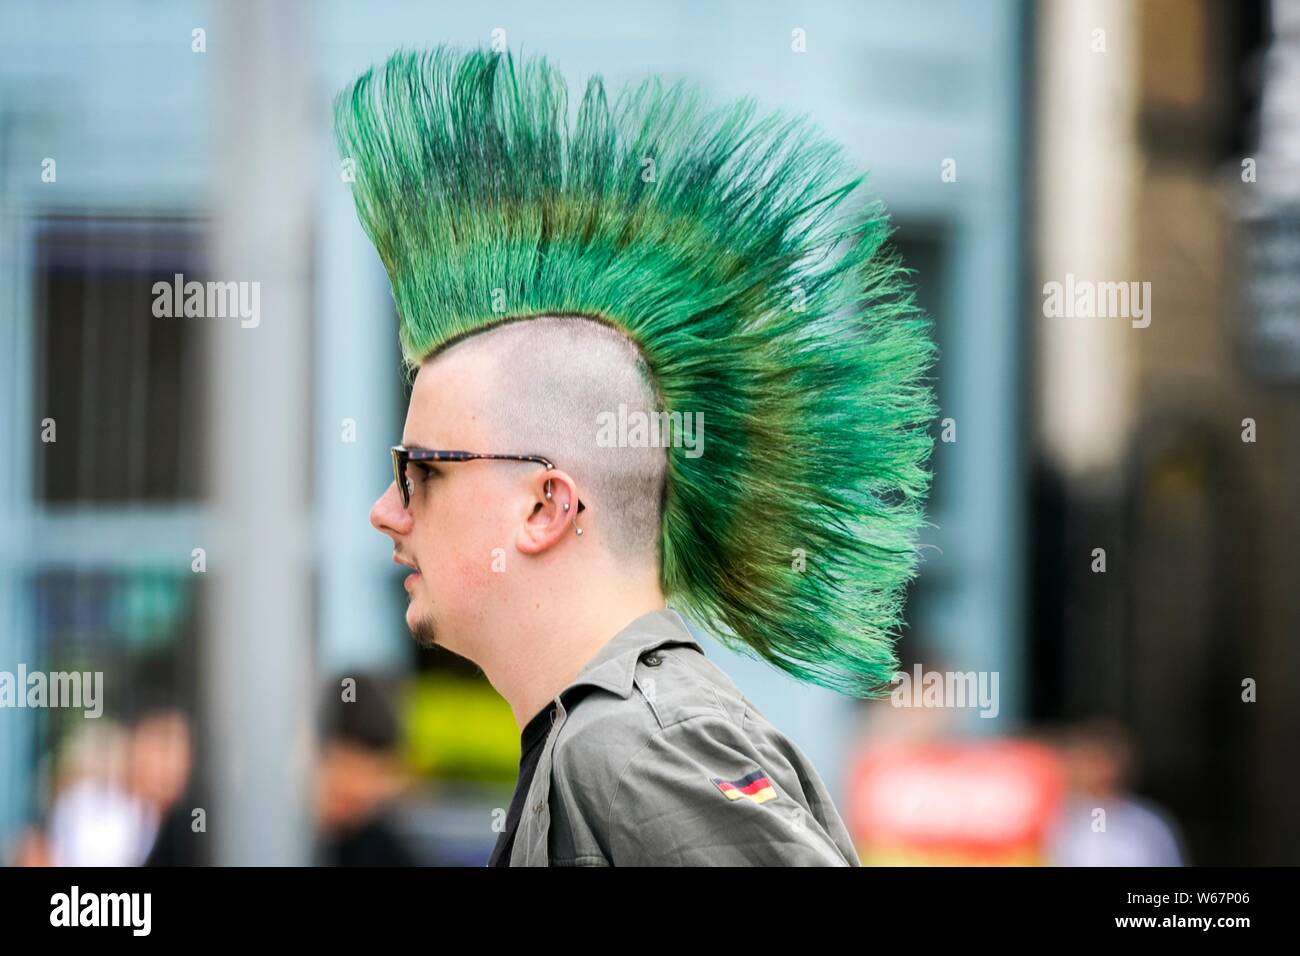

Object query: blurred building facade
[1032,0,1297,864]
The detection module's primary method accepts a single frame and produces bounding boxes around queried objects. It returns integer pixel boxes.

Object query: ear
[516,469,582,555]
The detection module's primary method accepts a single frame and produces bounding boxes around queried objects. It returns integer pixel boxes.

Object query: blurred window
[34,217,208,504]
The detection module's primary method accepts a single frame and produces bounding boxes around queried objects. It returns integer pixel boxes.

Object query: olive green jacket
[507,607,862,866]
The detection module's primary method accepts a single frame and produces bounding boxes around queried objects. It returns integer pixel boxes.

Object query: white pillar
[204,0,316,866]
[1035,0,1141,478]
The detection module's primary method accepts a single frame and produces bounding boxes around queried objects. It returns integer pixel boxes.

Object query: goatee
[410,614,437,649]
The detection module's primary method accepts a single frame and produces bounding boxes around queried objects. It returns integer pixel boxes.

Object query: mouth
[393,553,421,587]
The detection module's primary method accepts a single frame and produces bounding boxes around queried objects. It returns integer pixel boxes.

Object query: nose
[370,480,413,539]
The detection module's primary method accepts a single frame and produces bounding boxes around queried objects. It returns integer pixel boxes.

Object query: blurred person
[344,47,936,865]
[138,707,203,867]
[1044,718,1187,866]
[129,708,191,817]
[45,719,158,866]
[314,674,417,867]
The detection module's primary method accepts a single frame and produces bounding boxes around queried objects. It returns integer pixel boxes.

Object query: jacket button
[643,653,663,667]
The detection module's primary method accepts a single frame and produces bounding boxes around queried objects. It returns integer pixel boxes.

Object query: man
[339,46,936,865]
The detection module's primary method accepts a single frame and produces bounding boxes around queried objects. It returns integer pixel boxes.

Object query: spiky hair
[334,46,937,697]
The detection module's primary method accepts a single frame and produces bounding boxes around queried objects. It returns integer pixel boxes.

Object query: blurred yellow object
[400,674,520,781]
[860,844,1045,866]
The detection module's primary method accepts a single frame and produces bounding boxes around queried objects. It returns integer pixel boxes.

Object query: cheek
[417,486,513,594]
[454,554,491,594]
[455,519,514,594]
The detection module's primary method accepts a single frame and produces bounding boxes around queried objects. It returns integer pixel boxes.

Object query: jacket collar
[558,606,703,702]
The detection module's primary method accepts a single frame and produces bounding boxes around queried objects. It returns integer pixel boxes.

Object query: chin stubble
[410,613,437,649]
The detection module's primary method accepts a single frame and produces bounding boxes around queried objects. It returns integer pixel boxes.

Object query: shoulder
[554,641,752,768]
[547,641,770,817]
[546,641,751,827]
[547,641,858,866]
[543,641,747,864]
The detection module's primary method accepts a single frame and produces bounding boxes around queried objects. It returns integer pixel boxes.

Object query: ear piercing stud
[563,501,583,534]
[546,480,583,536]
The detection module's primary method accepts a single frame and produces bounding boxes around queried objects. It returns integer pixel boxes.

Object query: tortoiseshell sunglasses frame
[390,446,587,514]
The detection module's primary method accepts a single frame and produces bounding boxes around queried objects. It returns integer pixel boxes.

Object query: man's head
[370,315,667,659]
[338,46,937,696]
[316,673,407,833]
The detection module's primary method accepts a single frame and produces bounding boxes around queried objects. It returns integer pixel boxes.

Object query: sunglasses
[390,446,588,515]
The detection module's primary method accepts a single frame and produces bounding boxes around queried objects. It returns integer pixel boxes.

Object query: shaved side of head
[431,315,667,569]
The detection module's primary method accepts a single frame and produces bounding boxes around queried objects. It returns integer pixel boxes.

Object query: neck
[478,580,666,731]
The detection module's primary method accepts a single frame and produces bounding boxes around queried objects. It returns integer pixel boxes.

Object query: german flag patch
[710,769,779,805]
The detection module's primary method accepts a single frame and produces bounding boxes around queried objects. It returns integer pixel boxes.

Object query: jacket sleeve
[606,713,858,866]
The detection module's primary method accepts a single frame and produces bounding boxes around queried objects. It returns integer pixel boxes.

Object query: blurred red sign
[847,739,1065,865]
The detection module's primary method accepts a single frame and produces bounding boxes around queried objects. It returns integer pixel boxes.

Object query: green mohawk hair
[334,46,937,698]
